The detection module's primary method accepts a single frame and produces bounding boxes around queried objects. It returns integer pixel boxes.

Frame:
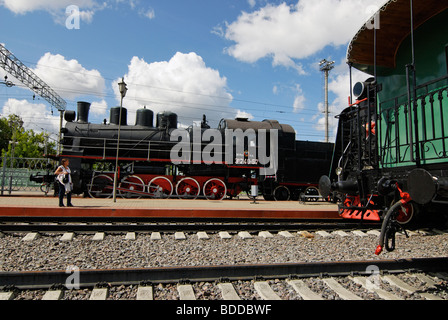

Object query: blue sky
[0,0,387,142]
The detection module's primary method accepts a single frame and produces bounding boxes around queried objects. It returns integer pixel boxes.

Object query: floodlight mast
[319,59,335,143]
[0,43,67,154]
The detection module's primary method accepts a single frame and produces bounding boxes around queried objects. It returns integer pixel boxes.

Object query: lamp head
[118,77,128,98]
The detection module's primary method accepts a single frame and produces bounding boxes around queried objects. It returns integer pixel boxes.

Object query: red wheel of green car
[396,202,414,225]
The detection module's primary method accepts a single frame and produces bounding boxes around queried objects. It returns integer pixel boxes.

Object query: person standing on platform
[55,158,74,207]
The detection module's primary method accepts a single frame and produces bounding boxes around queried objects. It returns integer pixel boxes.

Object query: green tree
[0,114,56,164]
[0,116,13,153]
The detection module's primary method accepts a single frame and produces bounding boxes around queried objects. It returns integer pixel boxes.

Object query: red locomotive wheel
[203,178,227,200]
[148,176,173,198]
[88,174,113,198]
[119,175,145,199]
[175,177,200,199]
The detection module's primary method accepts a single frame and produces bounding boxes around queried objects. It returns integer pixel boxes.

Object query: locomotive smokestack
[77,101,91,124]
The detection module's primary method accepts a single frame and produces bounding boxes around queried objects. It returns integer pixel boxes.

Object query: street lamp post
[113,77,128,202]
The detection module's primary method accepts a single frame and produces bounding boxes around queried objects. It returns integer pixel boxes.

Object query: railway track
[1,257,448,301]
[0,217,379,233]
[2,199,447,311]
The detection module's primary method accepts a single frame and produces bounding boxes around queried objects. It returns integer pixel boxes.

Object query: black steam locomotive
[40,101,333,201]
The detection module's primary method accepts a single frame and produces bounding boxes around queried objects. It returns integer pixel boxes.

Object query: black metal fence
[0,155,57,195]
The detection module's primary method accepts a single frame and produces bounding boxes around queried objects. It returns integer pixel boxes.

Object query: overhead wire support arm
[0,43,66,112]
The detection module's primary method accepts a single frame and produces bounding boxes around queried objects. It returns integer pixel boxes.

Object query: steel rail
[1,257,448,290]
[0,217,379,233]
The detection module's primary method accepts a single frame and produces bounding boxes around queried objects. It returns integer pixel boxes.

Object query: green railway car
[377,7,448,168]
[319,0,448,254]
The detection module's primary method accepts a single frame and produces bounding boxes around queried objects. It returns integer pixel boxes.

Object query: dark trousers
[58,183,72,206]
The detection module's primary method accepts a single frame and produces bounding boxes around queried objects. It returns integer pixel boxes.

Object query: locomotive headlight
[353,78,375,100]
[353,82,366,98]
[336,167,343,176]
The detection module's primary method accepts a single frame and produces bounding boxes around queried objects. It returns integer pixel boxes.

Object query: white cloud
[1,0,99,25]
[1,0,154,25]
[32,52,106,100]
[77,9,95,24]
[273,53,307,75]
[247,0,256,8]
[211,24,225,38]
[222,0,387,72]
[113,52,242,128]
[1,98,61,135]
[292,84,306,113]
[1,0,95,14]
[139,8,155,20]
[90,99,108,117]
[236,110,253,120]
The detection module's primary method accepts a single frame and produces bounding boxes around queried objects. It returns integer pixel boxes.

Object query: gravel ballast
[1,231,447,271]
[1,231,448,300]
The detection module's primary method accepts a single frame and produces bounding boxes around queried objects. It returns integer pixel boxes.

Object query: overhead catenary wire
[18,58,330,115]
[0,90,330,128]
[1,59,337,141]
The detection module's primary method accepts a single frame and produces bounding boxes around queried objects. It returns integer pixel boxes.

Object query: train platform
[0,192,341,220]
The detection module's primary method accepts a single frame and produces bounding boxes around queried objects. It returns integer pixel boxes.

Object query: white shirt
[57,165,72,192]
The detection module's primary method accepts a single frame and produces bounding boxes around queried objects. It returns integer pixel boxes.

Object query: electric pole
[319,59,335,143]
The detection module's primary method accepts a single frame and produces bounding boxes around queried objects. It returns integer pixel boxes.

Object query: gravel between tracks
[1,231,448,271]
[1,231,448,300]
